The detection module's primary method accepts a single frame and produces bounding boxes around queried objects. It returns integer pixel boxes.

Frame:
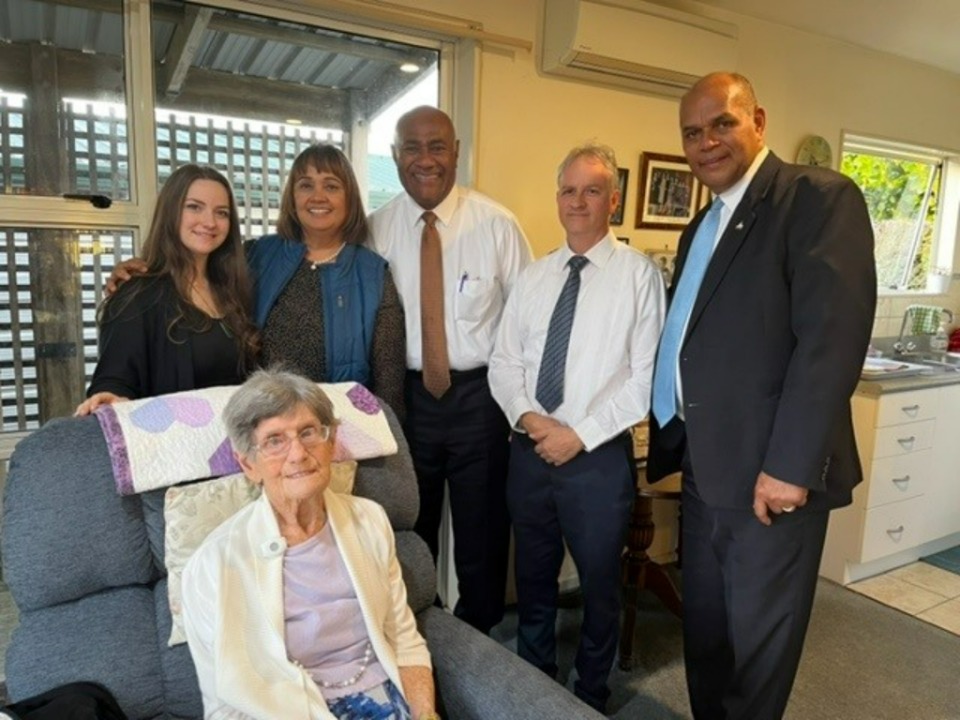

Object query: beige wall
[379,0,960,559]
[388,0,960,322]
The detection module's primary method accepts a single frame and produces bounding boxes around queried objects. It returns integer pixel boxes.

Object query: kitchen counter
[856,369,960,396]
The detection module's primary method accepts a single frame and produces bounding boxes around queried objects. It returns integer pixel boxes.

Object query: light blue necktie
[652,199,723,425]
[536,255,589,413]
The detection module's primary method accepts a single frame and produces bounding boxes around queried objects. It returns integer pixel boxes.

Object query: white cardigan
[181,490,431,720]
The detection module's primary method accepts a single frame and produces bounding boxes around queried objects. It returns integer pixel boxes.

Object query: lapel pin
[735,221,744,230]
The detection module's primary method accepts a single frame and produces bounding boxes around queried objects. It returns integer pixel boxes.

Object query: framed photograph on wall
[635,152,701,230]
[611,168,629,226]
[645,250,677,287]
[697,182,713,211]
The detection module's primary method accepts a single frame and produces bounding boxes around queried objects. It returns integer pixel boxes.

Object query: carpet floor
[492,576,960,719]
[923,545,960,575]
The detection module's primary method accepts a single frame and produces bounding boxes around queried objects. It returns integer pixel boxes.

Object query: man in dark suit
[647,72,876,719]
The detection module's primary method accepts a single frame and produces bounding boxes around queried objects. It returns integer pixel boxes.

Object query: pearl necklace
[313,641,374,689]
[309,243,346,270]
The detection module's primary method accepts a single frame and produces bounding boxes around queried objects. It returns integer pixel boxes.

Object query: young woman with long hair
[76,164,258,415]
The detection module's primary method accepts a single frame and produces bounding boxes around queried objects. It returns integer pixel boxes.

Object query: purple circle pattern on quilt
[129,396,216,432]
[346,384,381,415]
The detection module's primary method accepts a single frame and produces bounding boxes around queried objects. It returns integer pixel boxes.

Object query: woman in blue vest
[248,144,406,417]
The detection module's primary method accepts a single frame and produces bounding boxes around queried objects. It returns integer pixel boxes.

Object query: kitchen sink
[895,351,960,371]
[862,352,960,380]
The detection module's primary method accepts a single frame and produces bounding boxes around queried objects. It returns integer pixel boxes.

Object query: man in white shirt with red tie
[368,106,532,635]
[488,143,664,712]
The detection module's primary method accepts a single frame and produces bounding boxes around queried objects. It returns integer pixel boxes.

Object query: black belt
[407,366,488,383]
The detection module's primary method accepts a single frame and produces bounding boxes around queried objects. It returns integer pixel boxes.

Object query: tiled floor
[849,561,960,635]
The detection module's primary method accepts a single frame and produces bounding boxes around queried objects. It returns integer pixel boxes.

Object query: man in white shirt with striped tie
[489,143,665,713]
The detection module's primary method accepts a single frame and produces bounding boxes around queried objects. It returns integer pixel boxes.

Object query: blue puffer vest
[247,235,386,385]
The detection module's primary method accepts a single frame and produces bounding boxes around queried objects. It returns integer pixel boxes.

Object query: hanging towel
[906,305,944,335]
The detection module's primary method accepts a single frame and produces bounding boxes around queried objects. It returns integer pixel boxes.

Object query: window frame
[0,0,461,241]
[0,0,466,433]
[840,130,959,296]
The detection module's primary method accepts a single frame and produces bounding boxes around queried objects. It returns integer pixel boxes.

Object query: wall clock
[795,134,833,167]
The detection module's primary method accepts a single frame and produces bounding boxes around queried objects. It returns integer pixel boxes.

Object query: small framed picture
[646,249,677,288]
[697,182,712,211]
[611,168,629,226]
[635,152,702,230]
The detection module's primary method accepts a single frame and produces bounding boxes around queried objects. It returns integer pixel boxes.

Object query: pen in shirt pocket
[458,271,468,293]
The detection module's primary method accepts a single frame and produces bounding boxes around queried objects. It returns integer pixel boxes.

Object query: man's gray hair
[556,143,619,193]
[223,368,339,456]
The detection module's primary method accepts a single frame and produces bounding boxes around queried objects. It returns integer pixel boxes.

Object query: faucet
[893,305,954,354]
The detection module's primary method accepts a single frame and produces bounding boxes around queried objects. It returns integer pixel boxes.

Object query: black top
[191,320,244,389]
[261,260,326,380]
[87,275,244,400]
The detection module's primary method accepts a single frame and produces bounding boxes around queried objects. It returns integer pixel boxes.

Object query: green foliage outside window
[840,152,941,290]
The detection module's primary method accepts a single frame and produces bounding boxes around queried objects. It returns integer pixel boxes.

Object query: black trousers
[681,449,829,720]
[404,368,510,634]
[507,431,635,712]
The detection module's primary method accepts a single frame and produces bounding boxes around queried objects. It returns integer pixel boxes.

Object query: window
[0,0,448,432]
[151,1,440,213]
[840,134,955,292]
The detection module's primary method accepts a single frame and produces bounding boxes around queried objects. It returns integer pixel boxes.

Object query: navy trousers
[681,454,829,720]
[507,431,635,712]
[404,368,511,634]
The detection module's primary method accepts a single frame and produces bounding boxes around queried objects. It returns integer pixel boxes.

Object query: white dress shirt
[489,232,666,452]
[368,187,532,371]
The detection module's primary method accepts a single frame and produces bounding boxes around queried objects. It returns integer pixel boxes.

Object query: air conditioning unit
[541,0,739,98]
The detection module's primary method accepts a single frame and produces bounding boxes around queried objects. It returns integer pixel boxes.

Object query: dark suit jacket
[647,152,877,511]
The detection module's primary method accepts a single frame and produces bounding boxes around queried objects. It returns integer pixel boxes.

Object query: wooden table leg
[619,487,682,670]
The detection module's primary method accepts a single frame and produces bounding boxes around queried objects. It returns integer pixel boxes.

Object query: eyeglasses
[254,424,331,458]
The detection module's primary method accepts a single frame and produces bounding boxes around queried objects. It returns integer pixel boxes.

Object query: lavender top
[283,522,388,700]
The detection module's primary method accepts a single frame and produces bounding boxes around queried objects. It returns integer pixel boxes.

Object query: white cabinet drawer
[859,496,925,563]
[876,389,938,428]
[872,420,934,459]
[865,450,931,508]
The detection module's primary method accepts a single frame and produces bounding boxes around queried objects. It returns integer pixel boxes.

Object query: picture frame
[610,167,629,226]
[635,152,701,230]
[645,250,677,287]
[697,182,713,211]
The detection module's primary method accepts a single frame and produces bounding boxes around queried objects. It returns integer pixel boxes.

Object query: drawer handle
[900,404,920,416]
[887,525,905,539]
[891,475,910,489]
[897,436,916,449]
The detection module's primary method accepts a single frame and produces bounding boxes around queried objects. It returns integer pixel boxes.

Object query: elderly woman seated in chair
[181,368,438,720]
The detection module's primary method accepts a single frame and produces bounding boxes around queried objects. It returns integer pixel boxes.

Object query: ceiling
[0,0,436,126]
[694,0,960,77]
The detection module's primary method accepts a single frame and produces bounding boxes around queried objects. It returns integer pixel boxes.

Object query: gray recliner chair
[2,402,604,719]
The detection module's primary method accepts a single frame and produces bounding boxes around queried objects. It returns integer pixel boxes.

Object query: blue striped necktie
[535,255,589,413]
[651,199,723,425]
